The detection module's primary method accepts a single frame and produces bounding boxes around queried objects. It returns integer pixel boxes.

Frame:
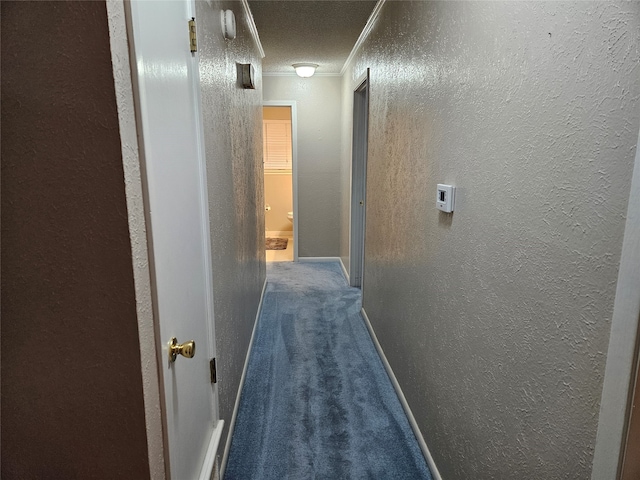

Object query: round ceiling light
[292,63,318,78]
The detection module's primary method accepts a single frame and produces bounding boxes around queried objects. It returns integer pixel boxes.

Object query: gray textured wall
[263,75,343,257]
[341,2,640,478]
[196,0,266,453]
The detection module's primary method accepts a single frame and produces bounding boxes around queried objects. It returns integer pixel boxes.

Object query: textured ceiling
[248,1,377,74]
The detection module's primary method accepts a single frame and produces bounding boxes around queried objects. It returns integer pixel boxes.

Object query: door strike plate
[210,358,217,383]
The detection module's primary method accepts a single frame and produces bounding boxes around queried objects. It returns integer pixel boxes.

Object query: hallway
[3,1,640,478]
[224,262,432,479]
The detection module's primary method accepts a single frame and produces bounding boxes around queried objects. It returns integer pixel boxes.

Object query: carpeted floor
[224,261,433,479]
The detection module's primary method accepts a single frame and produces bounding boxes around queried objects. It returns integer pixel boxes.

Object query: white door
[128,1,222,478]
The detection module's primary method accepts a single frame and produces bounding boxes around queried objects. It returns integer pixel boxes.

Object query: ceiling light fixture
[292,63,318,78]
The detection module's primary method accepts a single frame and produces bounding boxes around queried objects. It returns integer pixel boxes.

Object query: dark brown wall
[1,2,151,478]
[622,353,640,480]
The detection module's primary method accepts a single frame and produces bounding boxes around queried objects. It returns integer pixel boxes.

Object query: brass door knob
[168,337,196,363]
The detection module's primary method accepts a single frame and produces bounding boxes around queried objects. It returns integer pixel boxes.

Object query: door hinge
[188,18,197,53]
[210,357,217,383]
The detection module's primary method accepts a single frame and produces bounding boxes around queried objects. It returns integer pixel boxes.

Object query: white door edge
[198,420,225,480]
[105,1,167,477]
[591,124,640,478]
[188,0,220,420]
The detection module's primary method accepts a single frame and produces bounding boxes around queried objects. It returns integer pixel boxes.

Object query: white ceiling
[247,1,378,75]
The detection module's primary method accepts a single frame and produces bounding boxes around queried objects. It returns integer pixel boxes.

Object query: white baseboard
[298,256,341,262]
[266,230,293,237]
[360,308,442,480]
[297,257,349,283]
[219,278,268,479]
[338,258,349,283]
[198,420,225,480]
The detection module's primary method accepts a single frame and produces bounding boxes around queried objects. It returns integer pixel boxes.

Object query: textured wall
[1,1,151,478]
[265,173,293,232]
[341,2,640,478]
[196,0,266,454]
[263,75,343,257]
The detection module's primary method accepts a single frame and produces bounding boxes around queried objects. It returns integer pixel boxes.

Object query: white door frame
[106,1,167,477]
[263,100,299,261]
[591,123,640,479]
[349,69,370,288]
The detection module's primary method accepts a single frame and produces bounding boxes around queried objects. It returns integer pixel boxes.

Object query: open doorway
[349,70,369,287]
[263,102,298,262]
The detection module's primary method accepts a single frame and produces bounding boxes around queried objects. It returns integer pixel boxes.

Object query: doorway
[349,70,370,288]
[263,101,299,262]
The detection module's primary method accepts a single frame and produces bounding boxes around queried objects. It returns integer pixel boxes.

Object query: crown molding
[263,72,342,77]
[340,0,385,75]
[241,0,265,58]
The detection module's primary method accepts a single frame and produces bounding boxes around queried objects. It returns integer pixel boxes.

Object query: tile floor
[265,234,293,262]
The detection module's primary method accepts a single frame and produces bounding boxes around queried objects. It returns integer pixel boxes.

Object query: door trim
[349,69,370,288]
[591,123,640,479]
[263,100,299,261]
[198,420,225,480]
[107,1,166,478]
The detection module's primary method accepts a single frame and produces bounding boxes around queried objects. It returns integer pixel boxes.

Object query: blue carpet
[224,261,433,479]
